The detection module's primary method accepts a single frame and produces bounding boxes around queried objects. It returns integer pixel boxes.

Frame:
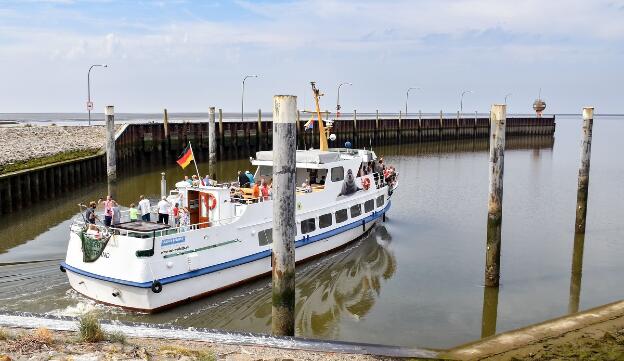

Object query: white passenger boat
[61,84,398,312]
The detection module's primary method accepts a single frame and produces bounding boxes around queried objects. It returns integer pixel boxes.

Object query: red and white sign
[86,101,94,111]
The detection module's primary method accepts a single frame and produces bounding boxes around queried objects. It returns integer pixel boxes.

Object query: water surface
[0,115,622,348]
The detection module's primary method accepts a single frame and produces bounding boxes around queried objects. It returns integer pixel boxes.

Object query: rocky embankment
[0,327,392,361]
[0,125,109,167]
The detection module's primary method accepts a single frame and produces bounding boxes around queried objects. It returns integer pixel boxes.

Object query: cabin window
[301,218,316,234]
[376,195,385,208]
[258,228,273,246]
[350,204,362,218]
[335,209,348,223]
[364,199,374,213]
[319,213,332,229]
[331,166,344,182]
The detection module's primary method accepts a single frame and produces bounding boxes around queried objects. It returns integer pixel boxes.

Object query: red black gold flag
[176,144,194,169]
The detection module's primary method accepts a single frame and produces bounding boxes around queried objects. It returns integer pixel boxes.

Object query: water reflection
[568,232,585,314]
[166,226,396,338]
[480,286,499,338]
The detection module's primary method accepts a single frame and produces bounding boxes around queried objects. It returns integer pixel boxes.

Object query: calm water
[0,115,622,349]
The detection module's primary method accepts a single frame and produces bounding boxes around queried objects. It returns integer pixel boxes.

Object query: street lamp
[504,93,512,104]
[336,82,352,118]
[87,64,107,126]
[460,90,473,115]
[405,87,420,115]
[242,75,258,122]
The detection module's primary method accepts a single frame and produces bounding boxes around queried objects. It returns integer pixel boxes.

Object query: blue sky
[0,0,622,113]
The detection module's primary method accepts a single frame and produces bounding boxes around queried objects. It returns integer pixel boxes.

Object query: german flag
[176,143,194,169]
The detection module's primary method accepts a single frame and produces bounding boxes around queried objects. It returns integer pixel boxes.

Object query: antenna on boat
[311,82,329,151]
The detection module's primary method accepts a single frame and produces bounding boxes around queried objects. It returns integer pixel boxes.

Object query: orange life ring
[362,177,371,190]
[207,193,217,210]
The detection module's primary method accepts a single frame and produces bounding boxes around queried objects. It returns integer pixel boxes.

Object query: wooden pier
[0,114,555,214]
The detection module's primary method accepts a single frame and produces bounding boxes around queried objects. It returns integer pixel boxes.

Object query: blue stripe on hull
[62,200,392,288]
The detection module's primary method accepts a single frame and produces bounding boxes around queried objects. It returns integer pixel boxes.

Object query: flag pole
[189,142,202,185]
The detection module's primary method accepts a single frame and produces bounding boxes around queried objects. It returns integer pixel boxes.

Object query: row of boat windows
[257,194,385,246]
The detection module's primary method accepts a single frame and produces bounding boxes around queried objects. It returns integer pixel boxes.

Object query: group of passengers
[84,196,122,227]
[231,171,271,203]
[183,173,217,187]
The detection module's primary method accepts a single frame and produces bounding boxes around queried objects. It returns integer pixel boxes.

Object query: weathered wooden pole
[208,107,217,170]
[568,232,585,314]
[271,94,297,336]
[257,108,263,150]
[481,285,500,338]
[163,108,169,138]
[105,105,116,181]
[353,109,358,144]
[575,107,594,234]
[485,104,506,287]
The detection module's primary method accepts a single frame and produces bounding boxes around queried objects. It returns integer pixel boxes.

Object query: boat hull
[64,217,382,312]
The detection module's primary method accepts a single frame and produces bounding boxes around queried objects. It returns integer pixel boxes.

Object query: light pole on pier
[405,87,420,115]
[242,75,258,122]
[87,64,107,126]
[504,93,512,105]
[460,90,473,115]
[336,82,352,118]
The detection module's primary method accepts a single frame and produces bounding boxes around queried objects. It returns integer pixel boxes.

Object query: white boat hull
[64,216,382,312]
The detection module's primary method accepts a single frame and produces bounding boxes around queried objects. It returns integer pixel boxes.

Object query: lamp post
[460,90,473,115]
[87,64,107,126]
[504,93,512,104]
[242,75,258,122]
[336,82,352,118]
[405,87,420,115]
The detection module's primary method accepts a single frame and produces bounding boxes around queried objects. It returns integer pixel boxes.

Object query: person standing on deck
[85,201,99,225]
[245,170,255,185]
[252,180,260,202]
[102,195,113,227]
[172,203,180,227]
[157,196,170,224]
[138,195,151,222]
[129,203,139,222]
[112,201,121,225]
[260,178,269,201]
[203,174,211,186]
[238,170,249,187]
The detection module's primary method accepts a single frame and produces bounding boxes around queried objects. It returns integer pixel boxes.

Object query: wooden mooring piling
[0,113,554,214]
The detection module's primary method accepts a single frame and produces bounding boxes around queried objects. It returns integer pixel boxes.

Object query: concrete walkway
[443,300,624,360]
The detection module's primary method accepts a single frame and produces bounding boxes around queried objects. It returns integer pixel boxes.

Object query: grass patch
[106,330,127,344]
[160,345,215,361]
[0,148,100,175]
[0,328,10,340]
[78,312,105,343]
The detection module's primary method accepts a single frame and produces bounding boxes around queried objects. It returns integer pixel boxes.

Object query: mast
[311,82,329,151]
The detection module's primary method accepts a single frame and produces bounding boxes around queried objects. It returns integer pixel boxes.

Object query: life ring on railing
[151,280,163,293]
[207,193,217,210]
[362,177,371,190]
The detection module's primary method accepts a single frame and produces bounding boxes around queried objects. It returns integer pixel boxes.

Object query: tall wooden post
[485,104,506,287]
[160,172,167,198]
[272,95,297,336]
[163,108,169,138]
[568,232,585,314]
[575,107,594,234]
[105,105,116,181]
[481,285,500,338]
[257,108,263,150]
[352,109,358,144]
[208,107,216,171]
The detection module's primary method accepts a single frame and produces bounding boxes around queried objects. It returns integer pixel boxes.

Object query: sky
[0,0,622,114]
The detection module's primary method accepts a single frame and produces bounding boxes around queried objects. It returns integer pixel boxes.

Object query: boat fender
[362,219,366,232]
[382,212,386,222]
[151,280,163,293]
[112,289,121,297]
[60,265,66,273]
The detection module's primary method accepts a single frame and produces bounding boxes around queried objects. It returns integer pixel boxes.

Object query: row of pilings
[0,111,555,214]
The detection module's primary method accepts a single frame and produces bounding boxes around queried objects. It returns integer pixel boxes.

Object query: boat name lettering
[161,236,186,247]
[160,245,189,255]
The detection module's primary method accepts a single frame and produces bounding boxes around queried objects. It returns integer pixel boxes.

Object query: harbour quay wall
[0,115,555,214]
